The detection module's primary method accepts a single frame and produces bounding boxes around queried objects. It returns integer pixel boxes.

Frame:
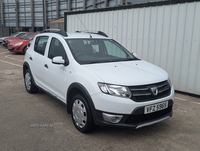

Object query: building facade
[0,0,165,36]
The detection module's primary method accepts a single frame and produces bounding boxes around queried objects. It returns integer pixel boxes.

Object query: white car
[0,32,27,45]
[23,29,174,133]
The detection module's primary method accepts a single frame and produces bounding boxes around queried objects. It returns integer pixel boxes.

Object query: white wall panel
[67,2,200,95]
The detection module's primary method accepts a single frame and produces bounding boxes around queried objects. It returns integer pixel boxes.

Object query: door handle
[29,57,32,60]
[44,64,48,69]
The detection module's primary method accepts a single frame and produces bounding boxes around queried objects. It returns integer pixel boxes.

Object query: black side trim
[67,83,99,124]
[23,61,37,87]
[23,61,30,77]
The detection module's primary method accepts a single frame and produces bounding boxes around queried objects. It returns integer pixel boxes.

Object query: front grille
[129,81,171,102]
[8,47,15,51]
[125,106,172,124]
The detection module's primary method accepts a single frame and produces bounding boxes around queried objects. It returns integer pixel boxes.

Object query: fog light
[102,113,123,123]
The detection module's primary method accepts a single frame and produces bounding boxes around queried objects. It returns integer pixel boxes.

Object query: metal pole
[15,0,19,32]
[120,0,124,5]
[93,0,96,9]
[1,0,4,36]
[56,0,59,19]
[83,0,86,10]
[68,0,71,12]
[43,0,47,29]
[105,0,108,8]
[31,0,34,31]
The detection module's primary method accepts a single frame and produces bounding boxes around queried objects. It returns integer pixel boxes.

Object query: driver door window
[48,38,67,60]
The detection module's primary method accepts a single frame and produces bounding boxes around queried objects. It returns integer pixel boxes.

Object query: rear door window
[48,38,67,60]
[34,36,49,55]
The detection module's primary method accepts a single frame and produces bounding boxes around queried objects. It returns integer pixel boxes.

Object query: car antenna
[76,15,92,38]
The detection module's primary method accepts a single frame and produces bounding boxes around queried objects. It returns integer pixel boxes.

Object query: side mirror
[28,43,31,47]
[52,56,69,66]
[132,52,137,57]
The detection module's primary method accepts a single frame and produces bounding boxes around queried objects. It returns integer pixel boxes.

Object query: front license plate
[144,101,168,114]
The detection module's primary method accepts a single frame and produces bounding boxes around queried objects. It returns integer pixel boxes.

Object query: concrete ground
[0,45,199,151]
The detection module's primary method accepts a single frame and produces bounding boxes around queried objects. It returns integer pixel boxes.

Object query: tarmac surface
[0,45,200,151]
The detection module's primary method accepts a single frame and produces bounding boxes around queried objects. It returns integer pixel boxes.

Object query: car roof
[39,29,110,39]
[64,32,110,39]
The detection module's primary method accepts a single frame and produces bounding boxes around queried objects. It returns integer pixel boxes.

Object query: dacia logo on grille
[150,87,158,96]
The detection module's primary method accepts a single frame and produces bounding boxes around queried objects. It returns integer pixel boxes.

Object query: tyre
[23,46,27,54]
[24,69,38,93]
[71,94,94,133]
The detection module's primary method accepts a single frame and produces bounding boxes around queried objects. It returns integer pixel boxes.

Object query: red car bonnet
[4,37,21,41]
[9,39,30,45]
[9,32,39,45]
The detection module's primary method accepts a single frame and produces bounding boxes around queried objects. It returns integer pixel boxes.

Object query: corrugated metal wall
[66,2,200,95]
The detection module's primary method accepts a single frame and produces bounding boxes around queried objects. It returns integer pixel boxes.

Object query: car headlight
[168,78,172,87]
[14,42,23,46]
[98,83,131,98]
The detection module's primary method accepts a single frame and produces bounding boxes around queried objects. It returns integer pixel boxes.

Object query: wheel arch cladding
[67,83,96,115]
[23,62,30,77]
[23,62,37,87]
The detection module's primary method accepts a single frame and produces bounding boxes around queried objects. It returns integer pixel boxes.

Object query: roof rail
[41,29,68,37]
[75,30,108,37]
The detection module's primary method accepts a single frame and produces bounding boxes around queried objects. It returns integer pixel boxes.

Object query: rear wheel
[71,94,94,133]
[24,69,38,93]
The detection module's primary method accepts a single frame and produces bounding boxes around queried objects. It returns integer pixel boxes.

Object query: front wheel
[24,69,38,93]
[23,46,27,54]
[71,94,94,133]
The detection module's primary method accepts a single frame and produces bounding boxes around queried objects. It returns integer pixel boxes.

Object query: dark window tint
[48,38,67,60]
[67,39,136,64]
[34,36,49,55]
[22,34,37,40]
[16,33,27,37]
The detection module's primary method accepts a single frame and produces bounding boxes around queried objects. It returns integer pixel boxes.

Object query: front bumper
[8,46,21,52]
[3,41,8,46]
[91,86,174,128]
[93,99,173,128]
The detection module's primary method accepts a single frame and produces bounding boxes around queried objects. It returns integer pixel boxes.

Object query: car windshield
[16,33,27,37]
[9,33,18,37]
[22,34,37,40]
[66,39,138,64]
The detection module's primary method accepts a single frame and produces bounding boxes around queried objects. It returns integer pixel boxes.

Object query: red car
[7,33,39,54]
[3,32,29,46]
